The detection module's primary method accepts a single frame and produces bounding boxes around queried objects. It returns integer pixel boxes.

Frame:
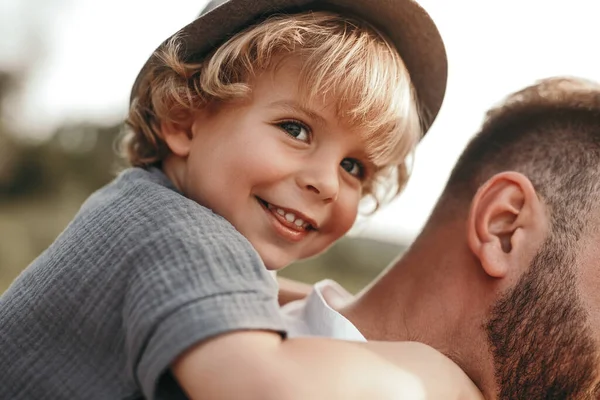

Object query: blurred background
[2,0,600,293]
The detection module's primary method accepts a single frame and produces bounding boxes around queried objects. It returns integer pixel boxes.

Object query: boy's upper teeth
[271,205,309,227]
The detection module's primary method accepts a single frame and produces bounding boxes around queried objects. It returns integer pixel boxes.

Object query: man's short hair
[439,77,600,241]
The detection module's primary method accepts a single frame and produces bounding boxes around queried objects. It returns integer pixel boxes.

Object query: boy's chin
[261,253,294,271]
[263,260,290,271]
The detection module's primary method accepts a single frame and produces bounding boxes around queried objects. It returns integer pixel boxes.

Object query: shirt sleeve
[121,212,285,400]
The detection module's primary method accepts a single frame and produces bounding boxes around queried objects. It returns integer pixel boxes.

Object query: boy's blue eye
[278,121,310,142]
[340,158,364,179]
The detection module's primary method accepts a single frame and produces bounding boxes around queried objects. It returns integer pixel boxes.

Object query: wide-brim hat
[130,0,447,134]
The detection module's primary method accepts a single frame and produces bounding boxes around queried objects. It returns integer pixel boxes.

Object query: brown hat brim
[130,0,447,134]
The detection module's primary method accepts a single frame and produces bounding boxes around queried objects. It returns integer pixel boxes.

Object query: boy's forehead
[254,66,332,116]
[255,61,363,128]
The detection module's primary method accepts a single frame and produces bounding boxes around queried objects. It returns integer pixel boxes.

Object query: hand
[318,278,354,310]
[277,276,312,306]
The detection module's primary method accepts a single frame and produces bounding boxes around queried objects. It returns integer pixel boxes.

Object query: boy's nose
[296,163,339,203]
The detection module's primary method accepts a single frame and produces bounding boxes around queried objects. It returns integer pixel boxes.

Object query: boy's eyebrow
[268,100,327,126]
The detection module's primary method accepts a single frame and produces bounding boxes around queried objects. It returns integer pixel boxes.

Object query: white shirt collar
[281,279,366,342]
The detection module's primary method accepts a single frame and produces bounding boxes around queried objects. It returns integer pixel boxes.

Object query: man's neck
[340,244,461,346]
[339,235,498,399]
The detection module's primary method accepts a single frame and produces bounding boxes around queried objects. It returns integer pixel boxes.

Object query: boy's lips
[256,197,318,242]
[256,197,318,230]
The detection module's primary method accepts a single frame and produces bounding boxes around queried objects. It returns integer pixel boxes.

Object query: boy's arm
[173,331,484,400]
[122,214,479,399]
[277,276,312,306]
[363,341,485,400]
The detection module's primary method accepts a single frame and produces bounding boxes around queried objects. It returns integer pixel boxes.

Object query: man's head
[428,77,600,398]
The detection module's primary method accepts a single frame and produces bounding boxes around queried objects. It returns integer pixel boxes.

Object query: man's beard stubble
[485,236,599,399]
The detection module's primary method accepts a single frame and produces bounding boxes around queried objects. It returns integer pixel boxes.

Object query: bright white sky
[2,0,600,244]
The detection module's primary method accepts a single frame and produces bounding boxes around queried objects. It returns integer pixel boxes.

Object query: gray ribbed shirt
[0,167,285,399]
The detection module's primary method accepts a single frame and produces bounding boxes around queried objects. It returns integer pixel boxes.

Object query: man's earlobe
[466,172,544,279]
[161,117,194,158]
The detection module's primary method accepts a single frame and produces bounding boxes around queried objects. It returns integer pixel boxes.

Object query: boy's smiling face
[163,59,373,270]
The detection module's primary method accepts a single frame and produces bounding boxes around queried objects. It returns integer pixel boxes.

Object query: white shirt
[281,279,366,342]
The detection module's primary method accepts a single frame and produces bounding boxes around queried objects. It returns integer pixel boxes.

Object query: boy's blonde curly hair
[123,10,423,208]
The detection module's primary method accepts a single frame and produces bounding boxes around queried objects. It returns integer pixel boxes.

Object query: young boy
[0,1,482,399]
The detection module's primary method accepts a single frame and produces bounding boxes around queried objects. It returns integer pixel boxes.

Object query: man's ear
[161,113,194,158]
[466,171,547,279]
